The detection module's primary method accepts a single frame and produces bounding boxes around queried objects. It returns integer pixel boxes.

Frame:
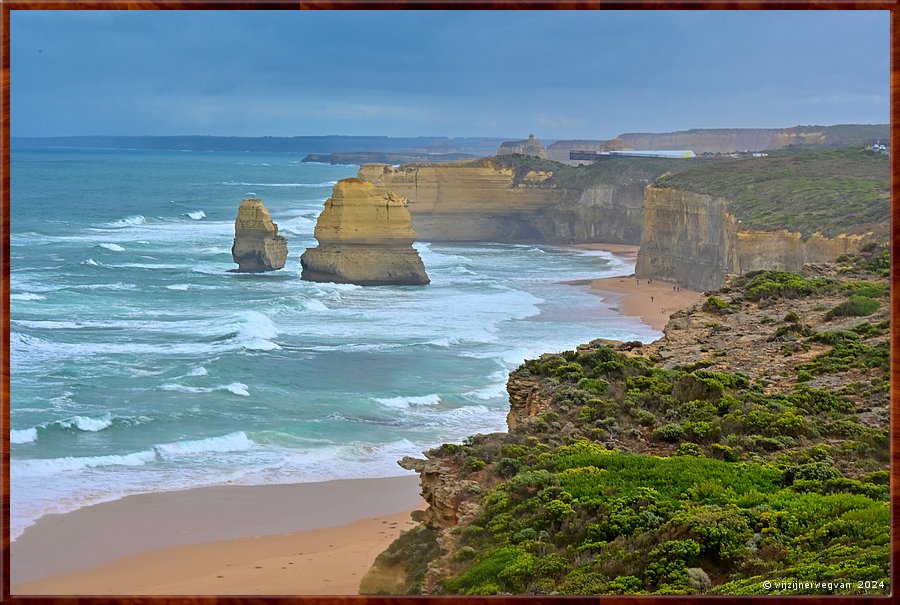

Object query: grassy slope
[656,147,889,237]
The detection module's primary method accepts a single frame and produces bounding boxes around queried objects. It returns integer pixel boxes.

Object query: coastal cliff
[360,146,887,291]
[634,187,870,291]
[300,178,429,286]
[358,156,671,245]
[230,198,288,272]
[635,148,889,290]
[616,124,889,153]
[362,251,890,595]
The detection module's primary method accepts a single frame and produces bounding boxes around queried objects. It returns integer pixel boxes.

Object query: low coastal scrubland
[364,248,890,596]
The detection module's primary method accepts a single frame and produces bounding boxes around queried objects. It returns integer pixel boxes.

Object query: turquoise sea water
[9,148,658,540]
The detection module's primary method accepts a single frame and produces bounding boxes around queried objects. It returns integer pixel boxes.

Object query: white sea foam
[98,243,125,251]
[186,210,206,220]
[105,215,146,228]
[300,299,329,312]
[160,382,249,396]
[231,310,280,351]
[160,383,212,394]
[72,282,137,291]
[59,413,113,432]
[167,284,190,290]
[12,450,157,477]
[462,381,509,401]
[11,428,38,444]
[154,431,256,458]
[223,383,250,396]
[375,394,442,409]
[108,262,185,270]
[219,181,337,188]
[10,293,45,301]
[189,367,209,376]
[201,246,231,255]
[83,258,100,266]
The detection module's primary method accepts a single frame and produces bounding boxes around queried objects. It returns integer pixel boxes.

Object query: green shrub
[703,296,732,313]
[744,271,837,301]
[825,295,880,319]
[634,409,657,427]
[465,459,487,471]
[710,443,738,462]
[676,443,705,457]
[785,461,843,485]
[578,377,609,396]
[554,362,585,381]
[497,457,523,479]
[653,423,686,443]
[784,311,801,323]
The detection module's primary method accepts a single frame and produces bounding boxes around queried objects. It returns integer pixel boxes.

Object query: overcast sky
[10,10,889,140]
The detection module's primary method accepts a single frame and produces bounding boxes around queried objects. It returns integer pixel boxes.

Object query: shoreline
[12,244,697,596]
[12,475,424,595]
[564,243,702,332]
[582,275,702,332]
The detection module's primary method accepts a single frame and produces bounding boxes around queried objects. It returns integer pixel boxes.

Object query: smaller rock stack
[497,133,548,159]
[300,178,430,286]
[230,198,288,272]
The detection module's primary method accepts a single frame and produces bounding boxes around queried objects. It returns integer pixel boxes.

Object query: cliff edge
[362,250,889,595]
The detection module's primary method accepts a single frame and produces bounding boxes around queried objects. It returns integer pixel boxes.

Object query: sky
[10,10,890,140]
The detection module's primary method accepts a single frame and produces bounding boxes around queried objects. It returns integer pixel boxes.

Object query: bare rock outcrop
[300,178,430,286]
[635,186,872,291]
[497,133,548,159]
[230,198,288,272]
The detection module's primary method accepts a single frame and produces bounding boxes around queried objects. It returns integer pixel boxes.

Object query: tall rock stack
[300,178,430,286]
[230,198,288,272]
[497,133,548,159]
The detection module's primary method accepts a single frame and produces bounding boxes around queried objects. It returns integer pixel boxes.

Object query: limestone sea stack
[300,178,430,286]
[230,198,288,272]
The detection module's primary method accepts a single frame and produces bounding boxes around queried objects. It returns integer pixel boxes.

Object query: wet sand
[12,475,424,595]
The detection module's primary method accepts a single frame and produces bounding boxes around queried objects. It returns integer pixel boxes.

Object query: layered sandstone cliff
[358,159,647,245]
[635,186,871,290]
[230,198,288,272]
[300,178,429,286]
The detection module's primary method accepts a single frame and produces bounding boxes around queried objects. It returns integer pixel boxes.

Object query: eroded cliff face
[358,161,645,245]
[635,186,871,291]
[617,127,828,153]
[300,178,429,285]
[230,198,288,272]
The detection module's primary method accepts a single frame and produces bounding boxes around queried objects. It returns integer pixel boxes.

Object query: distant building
[570,149,696,162]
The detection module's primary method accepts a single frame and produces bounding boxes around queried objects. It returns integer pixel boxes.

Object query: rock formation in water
[300,178,430,286]
[497,133,548,159]
[230,197,288,272]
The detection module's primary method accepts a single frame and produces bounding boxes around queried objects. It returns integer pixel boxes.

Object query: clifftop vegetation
[656,147,889,237]
[481,154,689,190]
[364,249,890,596]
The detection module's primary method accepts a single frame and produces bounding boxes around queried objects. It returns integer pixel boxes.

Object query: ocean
[8,148,658,541]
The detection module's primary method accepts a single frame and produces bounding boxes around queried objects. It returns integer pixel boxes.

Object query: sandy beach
[569,243,702,332]
[12,475,424,595]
